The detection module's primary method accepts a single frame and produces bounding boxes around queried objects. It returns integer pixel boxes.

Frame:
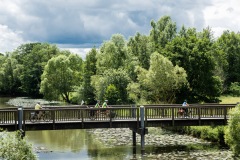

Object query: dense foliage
[225,104,240,156]
[0,130,37,160]
[40,53,83,103]
[0,15,240,104]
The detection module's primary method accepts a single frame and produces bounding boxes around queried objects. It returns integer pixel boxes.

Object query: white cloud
[59,47,92,60]
[0,24,25,53]
[203,0,240,37]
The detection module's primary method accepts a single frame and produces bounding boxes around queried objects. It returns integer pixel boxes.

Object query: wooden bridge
[0,103,237,132]
[0,103,237,152]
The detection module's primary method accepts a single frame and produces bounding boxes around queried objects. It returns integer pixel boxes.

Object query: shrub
[0,130,37,160]
[224,104,240,156]
[229,82,240,97]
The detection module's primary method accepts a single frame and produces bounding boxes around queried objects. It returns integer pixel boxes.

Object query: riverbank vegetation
[0,15,240,105]
[225,104,240,156]
[0,130,37,160]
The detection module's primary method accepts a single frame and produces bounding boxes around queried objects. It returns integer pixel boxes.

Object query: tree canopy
[40,53,83,103]
[128,52,188,103]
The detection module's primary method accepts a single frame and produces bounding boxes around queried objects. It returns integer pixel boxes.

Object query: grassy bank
[219,95,240,104]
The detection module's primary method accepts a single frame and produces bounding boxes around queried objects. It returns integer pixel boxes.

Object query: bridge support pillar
[140,106,145,154]
[18,106,25,138]
[132,130,136,157]
[132,130,136,146]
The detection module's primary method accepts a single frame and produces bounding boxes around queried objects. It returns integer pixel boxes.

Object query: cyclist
[95,100,100,108]
[35,102,43,119]
[101,100,109,115]
[182,100,189,118]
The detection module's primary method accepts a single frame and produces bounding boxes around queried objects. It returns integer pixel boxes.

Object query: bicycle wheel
[43,112,50,122]
[30,113,37,122]
[89,110,96,120]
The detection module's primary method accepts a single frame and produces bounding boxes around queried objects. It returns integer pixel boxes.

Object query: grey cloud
[0,0,214,48]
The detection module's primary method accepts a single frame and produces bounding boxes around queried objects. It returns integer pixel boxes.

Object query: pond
[0,97,235,160]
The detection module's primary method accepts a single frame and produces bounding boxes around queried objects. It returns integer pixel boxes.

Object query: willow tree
[40,53,83,102]
[128,52,188,103]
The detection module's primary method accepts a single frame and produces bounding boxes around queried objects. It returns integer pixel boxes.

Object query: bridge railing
[144,104,236,120]
[21,106,138,123]
[0,109,17,124]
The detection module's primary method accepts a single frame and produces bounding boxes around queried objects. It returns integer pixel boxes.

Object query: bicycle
[88,106,116,120]
[88,107,97,120]
[30,110,50,122]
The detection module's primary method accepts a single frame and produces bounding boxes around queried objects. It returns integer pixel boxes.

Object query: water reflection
[26,129,135,160]
[27,130,87,152]
[25,129,227,160]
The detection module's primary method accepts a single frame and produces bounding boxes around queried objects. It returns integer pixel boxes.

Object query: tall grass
[219,95,240,104]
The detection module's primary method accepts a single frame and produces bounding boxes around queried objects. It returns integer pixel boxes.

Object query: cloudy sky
[0,0,239,58]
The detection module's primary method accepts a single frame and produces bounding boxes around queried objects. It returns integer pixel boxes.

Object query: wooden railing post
[109,108,112,128]
[132,104,136,118]
[137,106,139,129]
[81,109,84,128]
[15,110,18,130]
[224,107,227,125]
[145,106,147,127]
[172,107,175,126]
[52,109,55,129]
[198,107,201,126]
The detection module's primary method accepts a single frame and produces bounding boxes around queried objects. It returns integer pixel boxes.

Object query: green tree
[0,55,22,95]
[128,52,188,103]
[149,16,177,52]
[216,31,240,91]
[164,27,222,102]
[225,104,240,156]
[0,131,37,160]
[91,68,131,104]
[229,82,240,96]
[96,34,127,74]
[12,43,60,97]
[104,84,121,105]
[40,53,83,103]
[81,48,98,104]
[127,32,153,70]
